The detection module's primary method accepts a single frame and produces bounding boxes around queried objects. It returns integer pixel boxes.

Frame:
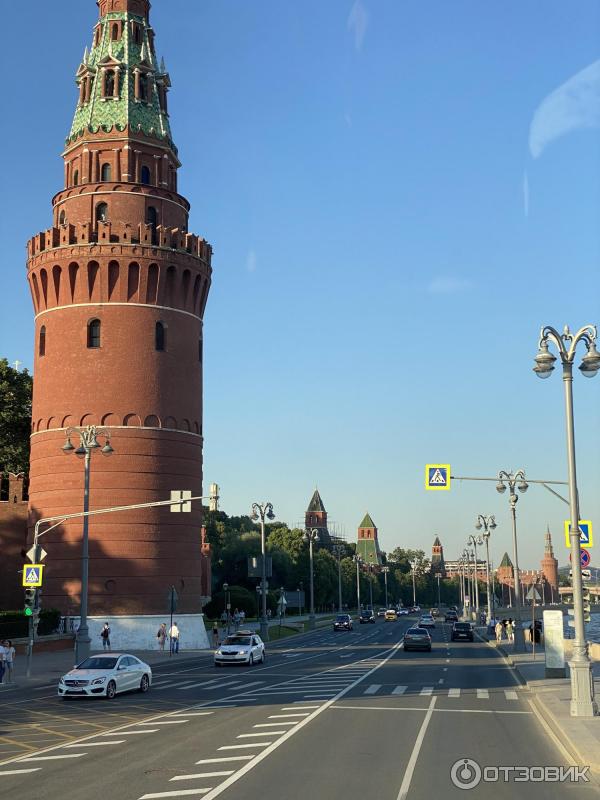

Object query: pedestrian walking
[506,619,514,643]
[239,609,246,625]
[233,609,240,630]
[3,641,15,682]
[212,622,219,648]
[495,621,503,642]
[157,623,167,651]
[100,622,111,651]
[169,622,180,654]
[0,641,6,684]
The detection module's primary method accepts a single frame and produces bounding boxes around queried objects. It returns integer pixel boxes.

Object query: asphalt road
[1,617,597,800]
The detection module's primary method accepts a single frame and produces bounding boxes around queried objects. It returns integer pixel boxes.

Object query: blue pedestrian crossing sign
[564,520,593,549]
[425,464,451,491]
[22,564,44,587]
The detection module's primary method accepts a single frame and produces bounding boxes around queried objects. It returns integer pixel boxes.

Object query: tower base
[70,614,211,652]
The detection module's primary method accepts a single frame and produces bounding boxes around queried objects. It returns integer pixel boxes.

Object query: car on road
[215,631,265,666]
[397,608,409,616]
[58,654,152,699]
[384,609,398,621]
[408,605,421,614]
[430,608,439,617]
[451,622,474,642]
[418,614,435,628]
[333,614,354,631]
[403,627,432,652]
[359,610,376,624]
[377,608,387,617]
[445,610,459,623]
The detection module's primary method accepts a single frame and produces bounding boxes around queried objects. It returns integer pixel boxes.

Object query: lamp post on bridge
[475,514,497,625]
[496,470,528,653]
[303,528,320,629]
[250,501,275,641]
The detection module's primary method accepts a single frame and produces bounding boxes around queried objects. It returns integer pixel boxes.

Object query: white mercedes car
[215,631,265,666]
[58,653,152,699]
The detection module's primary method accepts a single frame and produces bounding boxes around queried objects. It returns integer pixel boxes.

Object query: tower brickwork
[27,0,212,615]
[305,490,331,547]
[431,535,445,577]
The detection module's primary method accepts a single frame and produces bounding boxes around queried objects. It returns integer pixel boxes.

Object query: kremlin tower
[27,0,212,617]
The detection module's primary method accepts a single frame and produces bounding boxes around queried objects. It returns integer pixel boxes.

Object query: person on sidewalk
[495,621,503,642]
[157,623,167,651]
[100,622,111,651]
[3,641,15,682]
[169,622,180,654]
[0,641,6,684]
[212,622,219,648]
[506,619,514,643]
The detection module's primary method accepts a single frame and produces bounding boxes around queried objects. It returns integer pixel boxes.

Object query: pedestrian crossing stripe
[22,564,44,587]
[425,464,451,491]
[564,520,593,549]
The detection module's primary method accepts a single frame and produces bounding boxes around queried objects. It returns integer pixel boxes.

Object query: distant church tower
[356,513,382,566]
[305,490,331,546]
[431,536,445,576]
[541,526,559,602]
[27,0,213,615]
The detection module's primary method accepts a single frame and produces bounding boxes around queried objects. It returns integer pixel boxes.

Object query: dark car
[403,627,432,652]
[333,614,353,631]
[451,622,474,641]
[445,610,459,623]
[359,610,375,624]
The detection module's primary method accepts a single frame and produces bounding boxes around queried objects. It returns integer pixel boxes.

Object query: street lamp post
[467,535,482,620]
[436,573,441,608]
[303,528,319,629]
[457,559,465,614]
[62,426,113,663]
[353,555,363,612]
[250,501,275,641]
[496,469,529,653]
[223,582,231,635]
[409,559,418,607]
[475,515,497,625]
[332,545,345,613]
[382,566,390,609]
[462,549,473,619]
[533,323,600,717]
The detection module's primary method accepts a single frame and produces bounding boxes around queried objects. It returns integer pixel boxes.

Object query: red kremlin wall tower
[27,0,212,619]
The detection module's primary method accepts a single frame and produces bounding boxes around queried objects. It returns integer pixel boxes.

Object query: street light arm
[540,324,596,362]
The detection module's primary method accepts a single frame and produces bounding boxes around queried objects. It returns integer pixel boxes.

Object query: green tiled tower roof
[499,552,513,568]
[68,9,174,149]
[359,513,376,529]
[307,490,326,514]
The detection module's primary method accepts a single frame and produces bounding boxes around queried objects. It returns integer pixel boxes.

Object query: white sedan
[419,615,436,628]
[58,653,152,699]
[215,632,265,666]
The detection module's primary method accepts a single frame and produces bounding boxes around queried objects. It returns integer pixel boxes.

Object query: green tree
[0,359,32,476]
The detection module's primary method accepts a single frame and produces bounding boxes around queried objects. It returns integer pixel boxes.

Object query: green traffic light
[24,607,33,616]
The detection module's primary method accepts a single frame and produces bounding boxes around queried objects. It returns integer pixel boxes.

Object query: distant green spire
[359,512,376,529]
[68,9,174,148]
[499,552,513,568]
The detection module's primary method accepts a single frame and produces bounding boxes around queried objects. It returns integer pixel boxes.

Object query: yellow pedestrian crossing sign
[22,564,44,587]
[564,521,593,549]
[425,464,451,491]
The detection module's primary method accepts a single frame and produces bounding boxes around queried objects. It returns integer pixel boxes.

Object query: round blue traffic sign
[580,548,591,568]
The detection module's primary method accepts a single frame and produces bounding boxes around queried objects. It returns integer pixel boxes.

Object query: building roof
[359,512,376,529]
[68,10,174,149]
[306,489,326,514]
[499,552,513,568]
[433,536,441,547]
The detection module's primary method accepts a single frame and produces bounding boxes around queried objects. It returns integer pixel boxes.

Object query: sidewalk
[487,637,600,780]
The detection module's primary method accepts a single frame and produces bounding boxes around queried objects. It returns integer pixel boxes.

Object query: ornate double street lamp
[382,565,390,609]
[409,558,418,607]
[62,425,113,663]
[533,323,600,717]
[462,549,474,619]
[475,515,497,625]
[353,554,363,611]
[332,544,345,613]
[496,470,529,653]
[303,528,320,629]
[466,534,482,619]
[251,501,275,641]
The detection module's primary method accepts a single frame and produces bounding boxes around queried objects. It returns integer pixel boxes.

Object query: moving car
[377,608,387,617]
[215,631,265,666]
[359,610,376,624]
[430,608,439,617]
[445,610,459,623]
[58,654,152,699]
[408,606,421,614]
[384,609,398,620]
[403,627,432,652]
[333,614,353,631]
[397,608,409,616]
[418,614,435,628]
[451,622,474,642]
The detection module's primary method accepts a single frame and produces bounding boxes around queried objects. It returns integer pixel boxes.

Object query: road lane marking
[419,687,433,695]
[137,720,189,725]
[237,732,287,738]
[196,757,253,764]
[170,712,214,717]
[448,688,460,698]
[140,790,212,799]
[0,768,42,775]
[253,722,297,728]
[171,772,234,781]
[285,705,320,709]
[364,685,381,695]
[505,690,518,700]
[396,696,437,800]
[64,740,125,747]
[267,713,309,718]
[19,753,87,761]
[476,689,489,699]
[392,686,407,695]
[103,730,159,735]
[217,743,273,750]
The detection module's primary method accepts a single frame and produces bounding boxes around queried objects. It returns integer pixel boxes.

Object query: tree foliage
[0,359,33,476]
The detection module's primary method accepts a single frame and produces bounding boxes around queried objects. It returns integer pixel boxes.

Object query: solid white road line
[392,686,407,695]
[448,688,460,698]
[253,722,297,728]
[64,741,125,747]
[0,768,42,775]
[140,790,211,799]
[286,704,320,709]
[170,712,214,717]
[138,720,189,725]
[419,687,433,696]
[170,772,233,782]
[476,689,489,699]
[396,696,437,800]
[196,757,253,765]
[19,754,87,762]
[104,730,159,736]
[237,732,286,738]
[268,713,309,718]
[505,690,518,700]
[364,685,381,695]
[217,743,272,750]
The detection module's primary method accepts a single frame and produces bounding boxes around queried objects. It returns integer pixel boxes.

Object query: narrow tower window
[111,23,120,41]
[96,203,108,223]
[73,170,79,186]
[39,326,46,357]
[105,69,115,98]
[155,322,166,351]
[101,163,112,182]
[139,74,148,102]
[87,319,101,349]
[141,165,151,185]
[59,210,66,225]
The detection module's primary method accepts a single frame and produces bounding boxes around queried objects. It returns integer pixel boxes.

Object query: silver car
[215,632,265,666]
[58,653,152,699]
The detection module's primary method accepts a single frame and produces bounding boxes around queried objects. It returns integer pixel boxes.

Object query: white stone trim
[34,302,201,321]
[54,189,188,214]
[30,425,202,439]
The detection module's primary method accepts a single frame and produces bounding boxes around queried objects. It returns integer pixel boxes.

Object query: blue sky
[1,1,599,570]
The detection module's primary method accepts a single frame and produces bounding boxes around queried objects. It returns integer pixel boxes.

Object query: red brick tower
[27,0,212,616]
[541,525,559,602]
[431,535,445,577]
[356,513,382,566]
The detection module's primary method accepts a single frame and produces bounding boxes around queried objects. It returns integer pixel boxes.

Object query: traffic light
[24,587,36,616]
